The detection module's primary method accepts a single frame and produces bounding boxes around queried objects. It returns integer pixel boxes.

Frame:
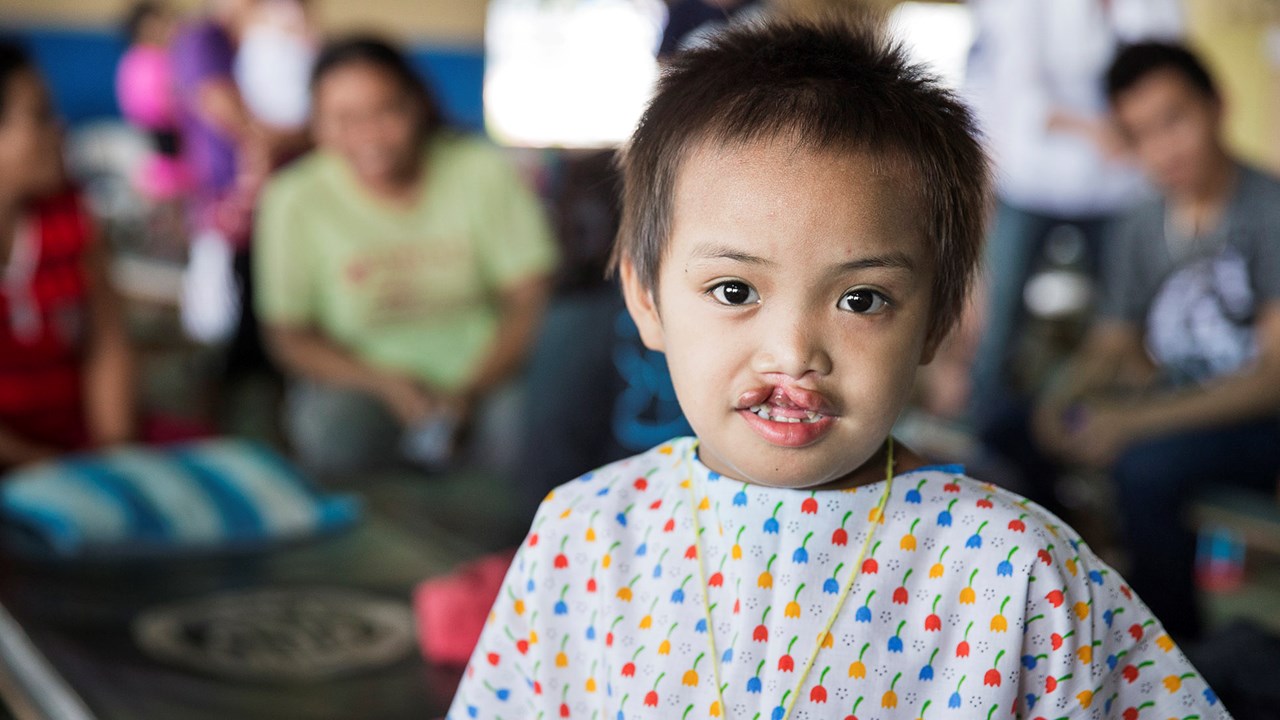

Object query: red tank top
[0,189,93,450]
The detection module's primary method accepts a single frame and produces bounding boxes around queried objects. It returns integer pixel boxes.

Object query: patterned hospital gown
[448,437,1229,720]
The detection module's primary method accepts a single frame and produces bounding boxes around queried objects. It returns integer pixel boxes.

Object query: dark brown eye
[711,280,759,306]
[839,289,888,314]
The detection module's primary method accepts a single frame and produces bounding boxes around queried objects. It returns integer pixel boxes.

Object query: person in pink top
[115,1,189,201]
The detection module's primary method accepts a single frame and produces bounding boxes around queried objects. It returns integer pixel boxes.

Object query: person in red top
[0,41,135,470]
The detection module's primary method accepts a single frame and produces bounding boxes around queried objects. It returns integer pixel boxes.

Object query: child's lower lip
[737,408,836,447]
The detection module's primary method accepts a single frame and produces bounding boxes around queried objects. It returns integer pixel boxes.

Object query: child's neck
[813,439,932,491]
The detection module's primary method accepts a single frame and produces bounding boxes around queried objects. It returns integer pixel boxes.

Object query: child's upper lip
[735,384,838,416]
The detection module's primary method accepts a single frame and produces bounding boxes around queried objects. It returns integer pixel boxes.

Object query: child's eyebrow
[690,242,917,274]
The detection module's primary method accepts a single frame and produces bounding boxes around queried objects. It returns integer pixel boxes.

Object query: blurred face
[1112,68,1222,197]
[313,62,421,189]
[623,138,937,490]
[137,9,176,47]
[0,69,63,201]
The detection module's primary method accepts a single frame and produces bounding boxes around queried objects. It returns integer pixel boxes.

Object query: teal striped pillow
[0,439,361,557]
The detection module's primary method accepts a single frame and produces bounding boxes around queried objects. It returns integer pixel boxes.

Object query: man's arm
[82,239,136,448]
[263,324,436,426]
[1033,319,1153,454]
[1065,301,1280,466]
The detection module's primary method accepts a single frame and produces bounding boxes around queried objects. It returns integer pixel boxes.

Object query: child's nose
[750,318,833,380]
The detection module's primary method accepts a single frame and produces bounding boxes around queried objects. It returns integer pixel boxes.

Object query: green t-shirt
[255,134,557,391]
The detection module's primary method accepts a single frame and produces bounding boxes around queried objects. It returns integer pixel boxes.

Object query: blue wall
[6,26,486,131]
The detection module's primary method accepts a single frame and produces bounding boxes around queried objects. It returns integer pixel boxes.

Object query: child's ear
[620,259,665,352]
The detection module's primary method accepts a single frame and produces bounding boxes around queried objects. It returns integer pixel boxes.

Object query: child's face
[0,70,62,201]
[623,137,937,490]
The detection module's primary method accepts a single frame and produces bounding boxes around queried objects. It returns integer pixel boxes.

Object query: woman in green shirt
[255,37,557,475]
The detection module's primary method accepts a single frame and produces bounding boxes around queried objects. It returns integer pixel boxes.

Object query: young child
[1,41,135,468]
[448,19,1226,720]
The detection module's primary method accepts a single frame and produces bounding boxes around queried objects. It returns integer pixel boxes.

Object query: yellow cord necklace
[682,437,895,720]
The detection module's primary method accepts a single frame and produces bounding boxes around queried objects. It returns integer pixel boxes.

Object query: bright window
[485,0,666,148]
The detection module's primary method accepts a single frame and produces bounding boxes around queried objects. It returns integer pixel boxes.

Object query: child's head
[0,41,62,203]
[124,1,175,48]
[615,18,988,490]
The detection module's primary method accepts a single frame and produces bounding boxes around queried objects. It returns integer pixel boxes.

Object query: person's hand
[375,372,439,427]
[1059,401,1144,468]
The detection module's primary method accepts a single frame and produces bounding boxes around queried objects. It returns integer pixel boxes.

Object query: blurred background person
[255,37,556,478]
[171,0,298,381]
[963,0,1183,434]
[1029,41,1280,643]
[115,1,188,203]
[0,41,135,470]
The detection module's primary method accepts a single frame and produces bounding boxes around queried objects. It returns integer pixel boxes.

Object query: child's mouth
[745,404,825,423]
[736,385,838,446]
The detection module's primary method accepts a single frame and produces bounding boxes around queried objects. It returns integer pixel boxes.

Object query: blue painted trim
[3,25,486,131]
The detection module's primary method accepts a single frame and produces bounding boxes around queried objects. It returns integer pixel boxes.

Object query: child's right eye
[710,280,760,306]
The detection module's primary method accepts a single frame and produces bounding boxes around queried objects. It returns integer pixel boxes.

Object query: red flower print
[977,497,994,509]
[956,640,969,657]
[516,639,529,654]
[663,518,675,532]
[1045,589,1064,608]
[1038,547,1053,565]
[1045,676,1057,693]
[1129,623,1146,641]
[634,477,648,491]
[1123,708,1138,720]
[1123,664,1139,683]
[944,479,961,492]
[983,650,1005,687]
[1009,514,1027,532]
[862,557,878,574]
[810,667,832,703]
[925,614,941,631]
[709,571,723,587]
[622,662,636,677]
[649,499,662,510]
[560,702,570,717]
[587,577,597,593]
[779,636,798,671]
[533,681,542,695]
[685,544,697,559]
[554,536,569,569]
[754,624,768,641]
[528,533,539,547]
[832,528,848,546]
[487,652,500,666]
[893,586,908,604]
[802,497,819,514]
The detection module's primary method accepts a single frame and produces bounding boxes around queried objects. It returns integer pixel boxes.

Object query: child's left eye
[710,280,760,306]
[838,289,889,314]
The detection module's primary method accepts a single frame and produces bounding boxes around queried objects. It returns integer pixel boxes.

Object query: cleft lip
[735,384,838,417]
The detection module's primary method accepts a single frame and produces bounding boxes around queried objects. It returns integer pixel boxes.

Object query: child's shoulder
[898,467,1087,561]
[533,438,695,521]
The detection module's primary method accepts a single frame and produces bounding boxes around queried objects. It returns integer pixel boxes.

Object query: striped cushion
[0,439,361,557]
